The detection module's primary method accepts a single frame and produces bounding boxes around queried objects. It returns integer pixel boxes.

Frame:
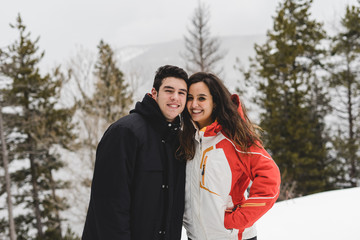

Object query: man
[82,65,188,239]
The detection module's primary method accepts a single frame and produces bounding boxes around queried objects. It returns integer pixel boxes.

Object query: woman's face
[187,81,214,129]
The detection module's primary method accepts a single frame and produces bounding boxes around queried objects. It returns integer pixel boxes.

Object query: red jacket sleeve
[224,143,281,232]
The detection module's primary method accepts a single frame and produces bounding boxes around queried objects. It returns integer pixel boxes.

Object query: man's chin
[165,114,180,122]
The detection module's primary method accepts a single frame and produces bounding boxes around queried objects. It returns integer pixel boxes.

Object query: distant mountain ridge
[115,34,266,101]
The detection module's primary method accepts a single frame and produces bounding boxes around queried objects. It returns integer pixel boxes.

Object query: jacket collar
[192,120,222,139]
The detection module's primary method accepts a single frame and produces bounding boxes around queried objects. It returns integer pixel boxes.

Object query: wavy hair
[177,72,262,161]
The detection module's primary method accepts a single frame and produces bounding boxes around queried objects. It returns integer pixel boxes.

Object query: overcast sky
[0,0,358,68]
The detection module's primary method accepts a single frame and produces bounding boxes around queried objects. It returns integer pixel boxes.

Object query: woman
[178,72,281,240]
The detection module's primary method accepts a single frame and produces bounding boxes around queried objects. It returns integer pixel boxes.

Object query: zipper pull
[201,164,205,175]
[225,205,240,213]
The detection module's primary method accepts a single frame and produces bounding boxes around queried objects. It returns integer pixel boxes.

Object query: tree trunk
[346,62,356,187]
[29,155,44,237]
[49,170,62,236]
[0,107,17,240]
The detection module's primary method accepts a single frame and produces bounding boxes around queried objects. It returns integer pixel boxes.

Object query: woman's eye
[198,97,206,101]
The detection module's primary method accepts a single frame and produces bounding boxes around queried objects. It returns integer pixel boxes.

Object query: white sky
[0,0,358,68]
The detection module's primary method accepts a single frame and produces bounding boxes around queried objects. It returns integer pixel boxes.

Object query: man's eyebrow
[164,86,187,93]
[163,86,174,90]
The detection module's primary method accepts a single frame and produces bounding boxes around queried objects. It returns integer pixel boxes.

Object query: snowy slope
[181,187,360,239]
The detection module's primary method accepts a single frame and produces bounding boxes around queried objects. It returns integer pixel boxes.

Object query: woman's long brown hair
[177,72,262,161]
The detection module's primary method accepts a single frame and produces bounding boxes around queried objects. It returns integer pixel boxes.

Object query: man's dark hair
[153,65,188,91]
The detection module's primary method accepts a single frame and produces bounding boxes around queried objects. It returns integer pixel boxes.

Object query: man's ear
[151,88,157,100]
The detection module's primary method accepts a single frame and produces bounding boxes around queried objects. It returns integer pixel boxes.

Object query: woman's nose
[191,100,198,107]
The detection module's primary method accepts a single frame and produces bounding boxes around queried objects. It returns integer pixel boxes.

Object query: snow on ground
[181,187,360,240]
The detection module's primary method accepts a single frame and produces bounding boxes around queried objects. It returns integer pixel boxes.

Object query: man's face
[151,77,187,122]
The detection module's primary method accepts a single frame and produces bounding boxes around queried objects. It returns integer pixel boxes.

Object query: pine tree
[328,1,360,187]
[76,40,133,170]
[243,0,334,198]
[67,40,133,226]
[88,40,132,123]
[182,1,225,74]
[0,14,76,239]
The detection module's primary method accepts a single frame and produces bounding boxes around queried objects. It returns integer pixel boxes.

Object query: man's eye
[179,92,186,95]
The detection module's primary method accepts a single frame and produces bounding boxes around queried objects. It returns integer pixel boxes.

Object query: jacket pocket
[201,148,232,197]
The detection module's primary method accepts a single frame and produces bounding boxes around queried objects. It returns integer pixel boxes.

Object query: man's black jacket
[82,94,186,239]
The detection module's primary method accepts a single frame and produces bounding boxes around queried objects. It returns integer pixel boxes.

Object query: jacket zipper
[201,156,208,185]
[199,143,218,196]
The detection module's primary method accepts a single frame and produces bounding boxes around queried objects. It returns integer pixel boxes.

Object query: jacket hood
[230,94,245,120]
[130,93,164,121]
[130,93,181,134]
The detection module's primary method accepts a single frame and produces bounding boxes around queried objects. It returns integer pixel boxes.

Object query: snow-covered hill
[181,187,360,239]
[257,187,360,239]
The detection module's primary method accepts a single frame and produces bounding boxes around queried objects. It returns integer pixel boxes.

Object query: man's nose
[171,93,179,100]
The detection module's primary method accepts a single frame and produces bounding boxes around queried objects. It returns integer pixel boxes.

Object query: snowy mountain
[116,35,266,102]
[181,187,360,239]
